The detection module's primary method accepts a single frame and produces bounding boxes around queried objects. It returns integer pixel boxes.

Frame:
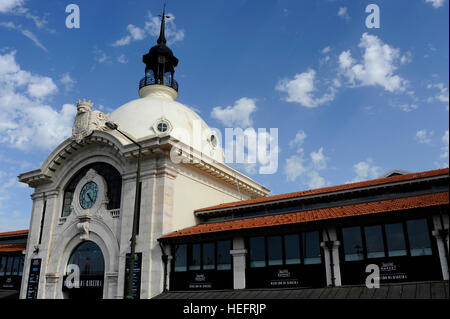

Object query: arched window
[64,241,105,299]
[62,162,122,216]
[68,241,105,276]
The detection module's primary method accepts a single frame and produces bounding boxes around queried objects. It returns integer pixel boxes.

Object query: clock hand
[87,193,94,202]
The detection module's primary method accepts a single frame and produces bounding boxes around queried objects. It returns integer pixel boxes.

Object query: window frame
[172,240,233,273]
[340,218,435,262]
[247,230,323,268]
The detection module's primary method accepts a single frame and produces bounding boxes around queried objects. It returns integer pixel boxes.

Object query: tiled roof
[195,168,449,213]
[161,192,449,239]
[0,230,29,237]
[153,281,449,299]
[0,243,27,252]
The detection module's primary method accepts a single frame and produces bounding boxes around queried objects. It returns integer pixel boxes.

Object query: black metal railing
[139,74,179,92]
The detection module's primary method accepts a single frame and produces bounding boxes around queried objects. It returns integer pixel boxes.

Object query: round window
[157,122,169,133]
[154,119,171,134]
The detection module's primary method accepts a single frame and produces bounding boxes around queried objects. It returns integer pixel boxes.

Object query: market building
[160,168,449,292]
[0,230,27,298]
[16,10,268,300]
[6,10,449,300]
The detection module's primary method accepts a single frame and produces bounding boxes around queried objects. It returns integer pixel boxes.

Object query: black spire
[141,5,179,92]
[157,5,167,45]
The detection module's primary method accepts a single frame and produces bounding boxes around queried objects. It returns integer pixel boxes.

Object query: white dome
[109,85,224,162]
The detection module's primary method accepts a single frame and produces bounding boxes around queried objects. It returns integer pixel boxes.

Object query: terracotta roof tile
[0,243,27,252]
[195,168,449,213]
[161,192,449,239]
[0,229,29,237]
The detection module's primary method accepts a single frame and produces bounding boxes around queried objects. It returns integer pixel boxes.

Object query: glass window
[157,122,168,133]
[0,257,6,276]
[6,257,13,276]
[249,237,266,268]
[203,243,215,270]
[174,244,187,272]
[189,244,201,270]
[62,192,74,217]
[217,240,231,270]
[342,227,364,261]
[267,236,283,266]
[18,257,24,276]
[303,231,321,264]
[68,241,105,276]
[284,234,301,265]
[365,225,385,259]
[385,223,407,257]
[12,257,20,275]
[407,219,432,256]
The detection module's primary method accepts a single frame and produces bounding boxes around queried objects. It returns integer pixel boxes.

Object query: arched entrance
[63,241,105,299]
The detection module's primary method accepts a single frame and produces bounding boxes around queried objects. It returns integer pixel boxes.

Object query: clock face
[79,182,98,209]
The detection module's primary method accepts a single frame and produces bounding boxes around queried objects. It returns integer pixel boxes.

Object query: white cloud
[276,69,336,107]
[0,0,49,30]
[321,46,332,54]
[284,131,328,189]
[0,0,23,13]
[347,158,382,183]
[211,97,257,128]
[400,51,413,65]
[284,154,307,182]
[60,73,76,92]
[93,47,111,64]
[338,7,350,21]
[117,54,128,64]
[113,11,185,47]
[427,83,449,109]
[415,129,434,144]
[390,101,418,112]
[426,0,446,8]
[0,51,77,151]
[339,33,408,93]
[0,21,47,52]
[289,130,307,152]
[310,147,327,170]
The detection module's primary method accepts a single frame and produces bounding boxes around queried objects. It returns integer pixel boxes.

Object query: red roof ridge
[0,243,27,252]
[162,191,449,240]
[0,229,29,237]
[195,168,449,213]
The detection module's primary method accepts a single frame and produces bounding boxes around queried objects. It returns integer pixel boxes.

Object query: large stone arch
[46,217,120,299]
[41,131,128,181]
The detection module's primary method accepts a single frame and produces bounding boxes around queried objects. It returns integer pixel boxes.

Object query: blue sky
[0,0,448,232]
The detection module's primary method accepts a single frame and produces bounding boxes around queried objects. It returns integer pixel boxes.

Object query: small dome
[109,85,224,163]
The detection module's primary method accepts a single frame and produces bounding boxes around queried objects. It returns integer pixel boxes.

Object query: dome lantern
[140,5,179,96]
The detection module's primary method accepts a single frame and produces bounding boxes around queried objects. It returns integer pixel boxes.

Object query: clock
[79,181,98,209]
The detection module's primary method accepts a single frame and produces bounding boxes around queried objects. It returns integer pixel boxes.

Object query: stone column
[44,273,59,299]
[19,192,45,299]
[321,228,342,287]
[116,177,136,299]
[105,272,119,299]
[37,190,60,299]
[148,162,177,298]
[230,237,247,290]
[432,213,449,281]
